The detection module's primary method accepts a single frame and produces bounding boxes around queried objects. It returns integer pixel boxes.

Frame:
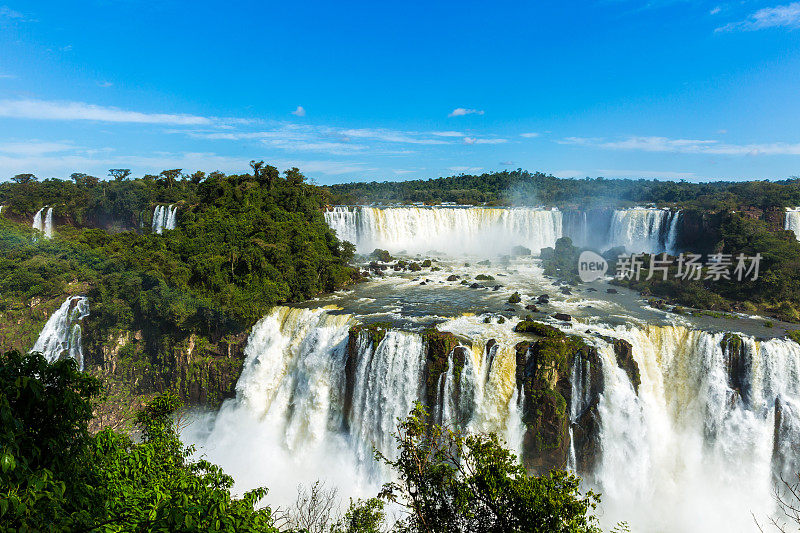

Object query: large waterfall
[570,322,800,532]
[32,207,54,238]
[31,296,89,370]
[324,206,562,255]
[186,308,526,506]
[152,204,178,234]
[186,305,800,531]
[325,206,682,256]
[786,208,800,241]
[607,207,681,254]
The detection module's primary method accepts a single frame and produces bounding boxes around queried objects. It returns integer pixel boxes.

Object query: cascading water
[32,207,54,238]
[152,204,178,234]
[31,296,89,370]
[607,207,681,254]
[324,206,562,256]
[569,322,800,532]
[785,208,800,241]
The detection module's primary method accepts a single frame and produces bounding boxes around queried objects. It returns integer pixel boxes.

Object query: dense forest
[327,170,800,210]
[0,165,357,421]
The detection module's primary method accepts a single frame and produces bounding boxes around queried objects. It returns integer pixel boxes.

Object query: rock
[470,283,482,289]
[421,259,432,268]
[586,287,598,292]
[606,288,618,294]
[475,274,495,281]
[508,292,522,304]
[553,313,572,322]
[537,294,550,304]
[419,281,426,285]
[408,262,422,272]
[493,285,502,291]
[525,304,539,312]
[560,287,572,295]
[511,245,532,256]
[446,274,460,281]
[721,333,748,398]
[370,248,392,262]
[613,339,640,393]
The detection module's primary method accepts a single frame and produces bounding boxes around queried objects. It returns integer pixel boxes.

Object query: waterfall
[31,296,89,370]
[152,204,178,234]
[570,322,800,532]
[785,208,800,241]
[32,207,54,238]
[607,207,680,254]
[324,206,562,256]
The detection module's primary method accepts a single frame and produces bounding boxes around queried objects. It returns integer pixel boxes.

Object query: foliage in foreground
[377,403,602,533]
[0,352,606,532]
[0,350,275,532]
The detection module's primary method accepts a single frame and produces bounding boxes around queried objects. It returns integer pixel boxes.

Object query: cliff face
[676,209,722,254]
[82,320,248,432]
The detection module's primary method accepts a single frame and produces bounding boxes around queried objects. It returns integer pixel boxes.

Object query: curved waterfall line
[32,207,54,239]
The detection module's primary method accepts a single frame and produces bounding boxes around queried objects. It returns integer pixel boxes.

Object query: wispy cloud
[709,6,722,15]
[560,135,800,155]
[97,81,113,88]
[716,2,800,32]
[520,132,540,138]
[448,107,484,118]
[463,137,507,145]
[291,105,306,117]
[0,6,23,21]
[0,140,76,156]
[553,168,697,179]
[448,166,483,173]
[0,99,214,125]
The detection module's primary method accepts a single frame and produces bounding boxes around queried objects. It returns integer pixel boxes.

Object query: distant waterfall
[607,208,681,254]
[152,205,178,234]
[31,296,90,370]
[570,322,800,532]
[785,208,800,241]
[324,206,562,256]
[32,207,54,239]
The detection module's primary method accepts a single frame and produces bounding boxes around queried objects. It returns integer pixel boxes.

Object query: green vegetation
[1,352,605,532]
[377,403,602,533]
[0,351,275,532]
[326,169,800,210]
[617,212,800,322]
[0,165,357,411]
[541,237,582,285]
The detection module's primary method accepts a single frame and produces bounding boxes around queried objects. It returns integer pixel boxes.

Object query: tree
[189,171,206,184]
[108,169,132,181]
[159,169,182,189]
[11,173,36,184]
[378,404,602,533]
[250,160,264,181]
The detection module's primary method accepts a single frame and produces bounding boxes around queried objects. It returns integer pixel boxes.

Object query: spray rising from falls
[152,205,178,234]
[570,322,800,532]
[785,208,800,241]
[185,308,526,506]
[324,206,562,256]
[32,207,54,239]
[31,296,89,370]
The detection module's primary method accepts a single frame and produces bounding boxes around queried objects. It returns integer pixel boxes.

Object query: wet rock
[447,274,460,281]
[525,304,539,312]
[511,245,532,256]
[721,333,748,399]
[537,294,550,304]
[553,313,572,322]
[560,287,572,295]
[586,287,598,292]
[606,288,618,294]
[470,283,482,289]
[613,338,640,393]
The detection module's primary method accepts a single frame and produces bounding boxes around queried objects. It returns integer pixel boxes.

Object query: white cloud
[448,107,484,118]
[428,131,465,137]
[716,2,800,32]
[559,135,800,155]
[0,140,75,156]
[0,73,15,79]
[500,161,515,166]
[97,81,113,88]
[463,137,507,145]
[291,105,306,117]
[448,166,482,173]
[553,168,697,179]
[520,132,540,138]
[710,6,721,15]
[0,99,213,125]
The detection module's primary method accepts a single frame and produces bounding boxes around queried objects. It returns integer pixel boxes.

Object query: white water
[32,207,54,238]
[569,322,800,532]
[185,308,530,507]
[324,206,562,256]
[31,296,89,370]
[785,208,800,241]
[608,207,681,254]
[152,204,178,234]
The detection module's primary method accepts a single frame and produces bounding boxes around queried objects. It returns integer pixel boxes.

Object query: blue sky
[0,0,799,183]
